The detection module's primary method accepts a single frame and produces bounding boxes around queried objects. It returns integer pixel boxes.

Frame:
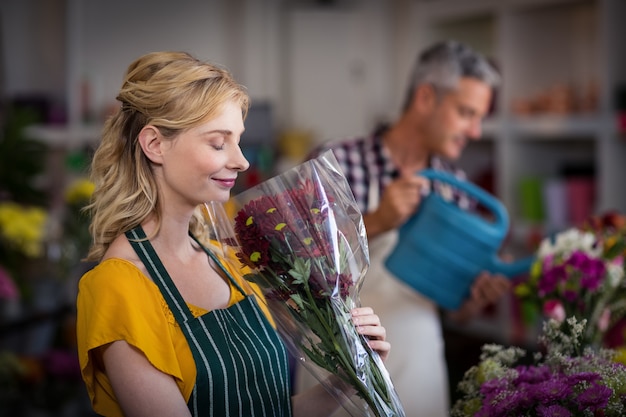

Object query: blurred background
[0,0,625,415]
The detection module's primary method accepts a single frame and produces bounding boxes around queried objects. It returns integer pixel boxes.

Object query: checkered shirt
[309,129,473,214]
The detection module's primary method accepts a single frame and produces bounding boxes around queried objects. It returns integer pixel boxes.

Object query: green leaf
[288,257,311,284]
[290,293,304,310]
[0,106,48,206]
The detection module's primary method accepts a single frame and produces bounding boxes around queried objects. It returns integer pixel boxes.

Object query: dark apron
[126,226,292,417]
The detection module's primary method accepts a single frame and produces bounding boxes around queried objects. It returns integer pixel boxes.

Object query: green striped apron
[126,227,292,417]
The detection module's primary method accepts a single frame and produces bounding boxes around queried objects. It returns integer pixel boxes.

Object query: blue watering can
[384,169,534,310]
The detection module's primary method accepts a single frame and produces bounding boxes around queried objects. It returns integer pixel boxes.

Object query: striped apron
[126,226,292,417]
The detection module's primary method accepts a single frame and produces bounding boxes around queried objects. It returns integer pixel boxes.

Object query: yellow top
[76,256,273,417]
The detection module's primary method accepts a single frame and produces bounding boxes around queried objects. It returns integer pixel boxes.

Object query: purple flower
[530,377,573,403]
[562,289,578,303]
[566,251,606,291]
[491,391,526,416]
[577,383,612,411]
[567,371,601,385]
[480,377,510,398]
[537,404,572,417]
[477,389,526,417]
[515,364,552,384]
[539,265,567,294]
[42,349,82,380]
[0,265,19,300]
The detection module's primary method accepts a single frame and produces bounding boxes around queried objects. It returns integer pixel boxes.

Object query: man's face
[423,77,493,161]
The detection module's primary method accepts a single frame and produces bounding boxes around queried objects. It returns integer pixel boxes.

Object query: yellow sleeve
[76,259,194,416]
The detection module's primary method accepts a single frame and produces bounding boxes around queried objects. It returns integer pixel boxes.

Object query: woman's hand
[351,307,390,361]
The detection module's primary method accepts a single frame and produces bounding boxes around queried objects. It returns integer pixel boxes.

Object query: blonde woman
[76,51,390,417]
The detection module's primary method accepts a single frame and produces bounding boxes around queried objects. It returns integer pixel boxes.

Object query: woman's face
[157,100,250,208]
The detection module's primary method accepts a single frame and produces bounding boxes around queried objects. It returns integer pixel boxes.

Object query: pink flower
[0,265,19,300]
[598,308,611,332]
[543,300,566,323]
[611,255,624,266]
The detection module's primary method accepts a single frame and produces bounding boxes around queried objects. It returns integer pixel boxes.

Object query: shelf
[481,118,501,138]
[509,115,604,138]
[417,1,496,23]
[415,0,591,20]
[25,124,102,148]
[507,0,593,12]
[481,115,608,139]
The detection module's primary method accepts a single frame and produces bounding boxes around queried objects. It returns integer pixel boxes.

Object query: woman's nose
[231,145,250,172]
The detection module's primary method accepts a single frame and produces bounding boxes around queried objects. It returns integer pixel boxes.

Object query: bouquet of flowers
[452,317,626,417]
[515,212,626,347]
[211,151,404,417]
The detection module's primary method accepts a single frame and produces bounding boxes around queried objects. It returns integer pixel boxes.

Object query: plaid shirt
[309,128,472,214]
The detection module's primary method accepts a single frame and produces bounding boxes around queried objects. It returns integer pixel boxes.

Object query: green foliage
[0,105,48,206]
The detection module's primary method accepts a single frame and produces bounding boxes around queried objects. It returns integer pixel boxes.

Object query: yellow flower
[0,202,48,258]
[613,347,626,366]
[64,178,95,205]
[514,284,531,298]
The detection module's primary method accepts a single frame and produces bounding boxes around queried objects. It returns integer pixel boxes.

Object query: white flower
[606,262,625,287]
[537,228,601,259]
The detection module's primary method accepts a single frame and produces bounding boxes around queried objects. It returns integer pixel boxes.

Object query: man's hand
[364,173,429,239]
[449,271,512,323]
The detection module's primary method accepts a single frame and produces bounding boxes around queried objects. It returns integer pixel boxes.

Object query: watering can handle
[417,169,509,233]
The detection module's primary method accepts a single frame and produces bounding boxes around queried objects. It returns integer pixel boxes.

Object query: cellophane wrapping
[200,150,405,417]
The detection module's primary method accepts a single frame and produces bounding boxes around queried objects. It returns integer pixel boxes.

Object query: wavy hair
[85,51,249,261]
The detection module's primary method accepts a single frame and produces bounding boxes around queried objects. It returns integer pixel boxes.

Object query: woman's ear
[137,126,163,164]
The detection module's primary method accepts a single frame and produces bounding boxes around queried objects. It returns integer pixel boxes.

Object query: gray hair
[402,40,501,112]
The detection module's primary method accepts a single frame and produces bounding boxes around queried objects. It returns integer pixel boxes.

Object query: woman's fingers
[351,307,390,360]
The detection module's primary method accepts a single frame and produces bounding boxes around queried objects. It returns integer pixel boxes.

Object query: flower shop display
[0,202,49,302]
[514,212,626,347]
[0,347,85,416]
[0,106,95,415]
[452,317,626,417]
[210,150,405,417]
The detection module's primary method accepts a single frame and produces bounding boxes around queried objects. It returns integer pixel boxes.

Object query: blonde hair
[86,51,249,261]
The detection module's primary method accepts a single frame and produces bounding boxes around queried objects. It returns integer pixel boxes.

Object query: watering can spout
[489,256,535,279]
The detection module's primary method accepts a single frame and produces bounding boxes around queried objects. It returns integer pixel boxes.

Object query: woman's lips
[215,178,237,188]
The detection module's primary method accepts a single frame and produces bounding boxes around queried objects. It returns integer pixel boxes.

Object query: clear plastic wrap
[201,150,405,417]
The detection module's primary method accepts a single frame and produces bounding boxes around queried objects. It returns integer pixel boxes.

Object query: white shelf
[481,117,501,138]
[509,115,604,138]
[25,124,102,148]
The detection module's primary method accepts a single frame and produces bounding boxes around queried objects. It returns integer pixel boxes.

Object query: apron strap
[188,232,248,298]
[126,226,193,323]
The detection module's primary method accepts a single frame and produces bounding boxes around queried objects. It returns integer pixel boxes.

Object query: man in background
[296,40,512,416]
